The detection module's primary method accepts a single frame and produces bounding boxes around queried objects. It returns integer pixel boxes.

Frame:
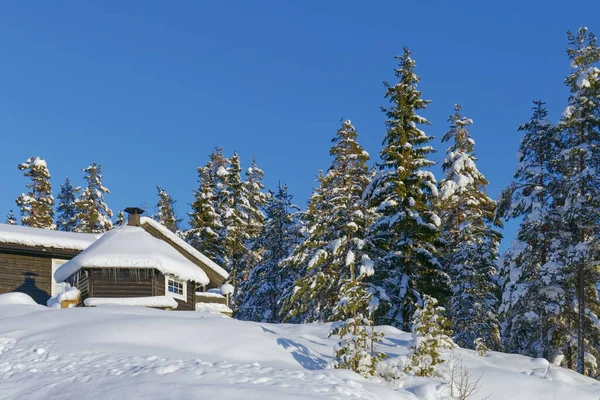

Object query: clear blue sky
[0,1,598,249]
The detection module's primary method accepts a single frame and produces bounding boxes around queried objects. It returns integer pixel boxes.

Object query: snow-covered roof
[55,224,210,285]
[0,223,101,251]
[140,217,229,280]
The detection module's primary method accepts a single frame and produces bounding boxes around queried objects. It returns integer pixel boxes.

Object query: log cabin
[0,208,232,313]
[0,224,100,304]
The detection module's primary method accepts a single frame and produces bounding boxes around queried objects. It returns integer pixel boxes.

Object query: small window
[165,276,187,301]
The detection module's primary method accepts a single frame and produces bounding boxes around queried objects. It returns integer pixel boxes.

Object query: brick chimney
[124,207,145,226]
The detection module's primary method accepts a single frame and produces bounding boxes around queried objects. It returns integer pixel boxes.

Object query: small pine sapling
[474,338,489,357]
[330,256,385,377]
[405,295,454,377]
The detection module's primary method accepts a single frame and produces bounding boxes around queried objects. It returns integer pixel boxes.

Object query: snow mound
[47,287,80,308]
[195,302,232,315]
[0,306,598,399]
[0,292,37,305]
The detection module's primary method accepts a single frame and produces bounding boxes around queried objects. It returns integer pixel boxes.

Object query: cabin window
[51,259,71,296]
[165,276,186,301]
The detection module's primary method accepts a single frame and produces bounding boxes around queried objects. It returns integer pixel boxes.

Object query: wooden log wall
[0,252,52,304]
[87,269,154,298]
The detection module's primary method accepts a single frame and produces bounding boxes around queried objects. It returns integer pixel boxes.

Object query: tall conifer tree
[155,186,180,232]
[245,156,268,240]
[498,101,564,360]
[242,156,268,278]
[223,152,251,286]
[555,27,600,375]
[15,157,55,229]
[56,178,78,232]
[281,120,373,323]
[279,171,326,322]
[366,48,449,330]
[188,162,225,265]
[437,104,502,350]
[239,184,303,322]
[72,163,113,233]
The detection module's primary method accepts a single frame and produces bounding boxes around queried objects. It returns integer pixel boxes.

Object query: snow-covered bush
[376,355,410,382]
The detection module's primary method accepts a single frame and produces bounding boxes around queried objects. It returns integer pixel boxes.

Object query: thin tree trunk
[576,126,586,375]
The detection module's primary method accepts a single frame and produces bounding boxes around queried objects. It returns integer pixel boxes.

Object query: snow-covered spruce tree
[365,48,449,330]
[210,147,234,268]
[245,156,268,239]
[155,186,181,232]
[5,210,17,225]
[241,156,268,277]
[437,104,502,350]
[238,183,303,322]
[56,178,78,232]
[222,153,251,283]
[497,100,565,360]
[188,162,226,265]
[72,163,113,233]
[279,171,327,323]
[554,27,600,375]
[15,157,55,229]
[405,295,454,377]
[281,120,373,323]
[330,243,385,377]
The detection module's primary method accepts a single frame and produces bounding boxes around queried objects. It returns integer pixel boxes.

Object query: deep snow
[0,303,599,400]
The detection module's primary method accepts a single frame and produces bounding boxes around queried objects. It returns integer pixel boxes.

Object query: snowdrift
[0,305,598,399]
[0,292,37,306]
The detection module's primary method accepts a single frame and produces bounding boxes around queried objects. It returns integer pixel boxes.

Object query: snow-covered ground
[0,302,599,400]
